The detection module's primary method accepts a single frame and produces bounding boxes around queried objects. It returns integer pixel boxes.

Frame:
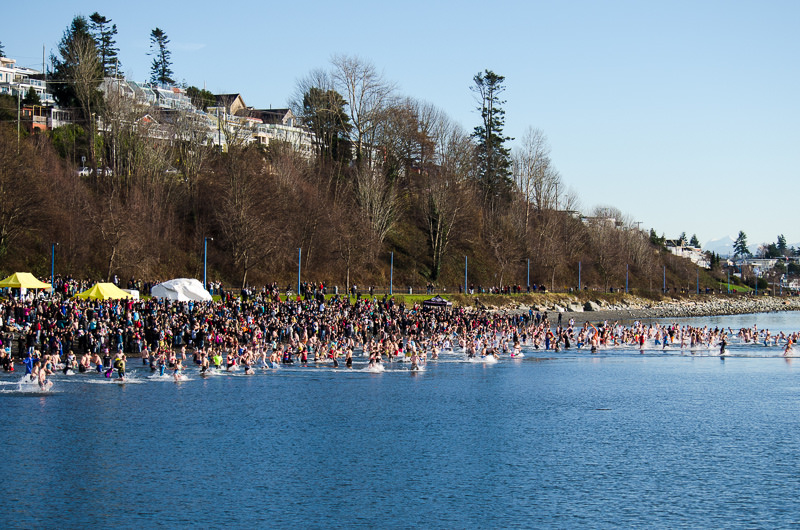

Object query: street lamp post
[464,256,468,294]
[50,242,58,294]
[203,237,213,291]
[390,252,394,296]
[297,248,302,298]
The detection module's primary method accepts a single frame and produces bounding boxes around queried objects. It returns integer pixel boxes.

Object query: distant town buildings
[665,240,711,269]
[2,52,313,154]
[0,56,54,104]
[0,56,57,132]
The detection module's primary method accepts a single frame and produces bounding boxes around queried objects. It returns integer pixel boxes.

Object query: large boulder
[584,300,602,312]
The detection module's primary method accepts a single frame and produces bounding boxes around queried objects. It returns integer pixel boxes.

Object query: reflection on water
[1,312,799,528]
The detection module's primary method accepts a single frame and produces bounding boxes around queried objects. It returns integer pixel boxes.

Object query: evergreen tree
[186,86,216,111]
[0,41,5,57]
[22,87,41,106]
[678,232,687,245]
[763,243,780,258]
[733,231,750,257]
[649,229,665,247]
[49,16,102,121]
[149,28,174,86]
[471,70,513,209]
[302,86,352,162]
[89,12,120,77]
[777,234,787,255]
[0,94,16,122]
[690,234,700,247]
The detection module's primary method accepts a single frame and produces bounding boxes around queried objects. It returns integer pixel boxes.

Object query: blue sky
[4,0,798,248]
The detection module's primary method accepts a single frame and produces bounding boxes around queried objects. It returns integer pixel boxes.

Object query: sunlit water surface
[2,312,800,528]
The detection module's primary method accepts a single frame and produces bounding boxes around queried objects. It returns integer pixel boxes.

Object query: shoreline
[483,295,800,325]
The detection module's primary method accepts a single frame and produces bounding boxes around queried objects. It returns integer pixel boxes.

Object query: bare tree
[0,129,46,257]
[588,216,623,291]
[331,54,396,168]
[171,109,213,205]
[84,184,131,281]
[419,114,474,281]
[378,97,440,182]
[70,36,103,171]
[354,163,398,251]
[592,205,632,229]
[331,205,368,295]
[211,147,281,288]
[513,127,561,242]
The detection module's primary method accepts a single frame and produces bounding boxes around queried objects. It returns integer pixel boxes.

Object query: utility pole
[16,84,21,151]
[625,264,629,294]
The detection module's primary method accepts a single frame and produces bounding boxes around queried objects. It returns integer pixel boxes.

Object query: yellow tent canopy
[76,283,132,300]
[0,272,52,289]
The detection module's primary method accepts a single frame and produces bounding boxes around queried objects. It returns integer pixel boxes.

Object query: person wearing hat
[113,352,126,381]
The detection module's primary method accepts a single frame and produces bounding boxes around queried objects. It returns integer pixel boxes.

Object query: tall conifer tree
[734,231,750,257]
[89,12,120,77]
[471,70,513,210]
[149,28,174,86]
[50,16,102,120]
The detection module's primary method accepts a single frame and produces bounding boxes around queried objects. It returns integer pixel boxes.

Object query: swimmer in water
[114,353,126,381]
[92,352,103,373]
[241,350,254,375]
[269,349,279,368]
[38,366,49,390]
[158,351,167,376]
[212,351,223,370]
[173,359,183,381]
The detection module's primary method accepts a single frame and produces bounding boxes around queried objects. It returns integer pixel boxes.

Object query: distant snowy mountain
[703,236,778,257]
[703,236,736,256]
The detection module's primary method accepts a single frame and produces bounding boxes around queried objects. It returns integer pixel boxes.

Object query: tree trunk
[240,251,249,290]
[106,245,116,282]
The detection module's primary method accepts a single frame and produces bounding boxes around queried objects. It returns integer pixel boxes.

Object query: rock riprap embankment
[509,296,800,321]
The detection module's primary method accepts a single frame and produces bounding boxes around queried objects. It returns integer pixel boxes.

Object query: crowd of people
[1,279,798,390]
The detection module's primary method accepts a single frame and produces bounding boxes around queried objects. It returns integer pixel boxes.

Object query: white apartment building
[0,56,54,104]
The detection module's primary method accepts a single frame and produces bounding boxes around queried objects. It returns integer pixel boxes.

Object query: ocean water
[2,312,800,528]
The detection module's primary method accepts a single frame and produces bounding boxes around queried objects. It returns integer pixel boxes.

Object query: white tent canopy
[151,278,212,301]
